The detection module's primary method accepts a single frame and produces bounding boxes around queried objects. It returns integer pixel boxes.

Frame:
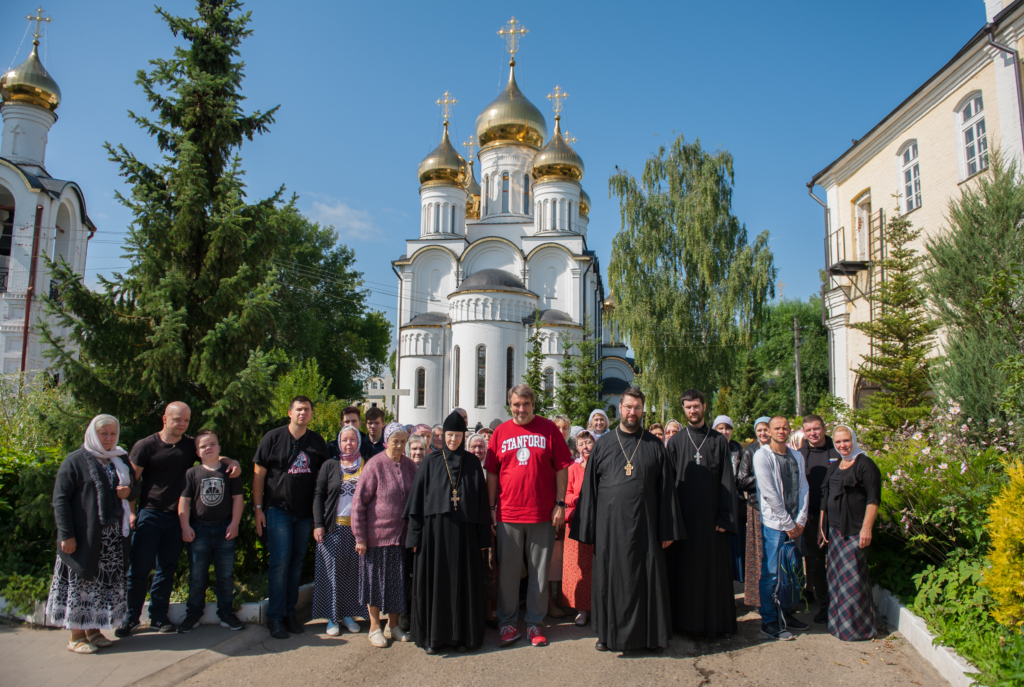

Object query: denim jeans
[266,507,313,622]
[186,520,236,620]
[759,525,790,627]
[126,509,184,624]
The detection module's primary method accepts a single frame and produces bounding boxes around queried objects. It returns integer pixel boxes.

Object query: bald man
[117,402,240,637]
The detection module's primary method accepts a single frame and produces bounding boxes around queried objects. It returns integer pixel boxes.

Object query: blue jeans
[266,507,313,622]
[186,520,236,619]
[126,509,184,624]
[759,526,790,627]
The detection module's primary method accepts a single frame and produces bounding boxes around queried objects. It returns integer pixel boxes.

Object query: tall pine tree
[522,313,553,414]
[42,1,283,448]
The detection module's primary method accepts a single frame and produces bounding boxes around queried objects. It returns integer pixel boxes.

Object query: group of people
[45,383,881,656]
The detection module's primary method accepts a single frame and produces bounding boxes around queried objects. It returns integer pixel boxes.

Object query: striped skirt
[743,505,763,607]
[312,525,364,622]
[827,528,876,641]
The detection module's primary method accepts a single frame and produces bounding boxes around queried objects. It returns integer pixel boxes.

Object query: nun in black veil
[403,410,491,654]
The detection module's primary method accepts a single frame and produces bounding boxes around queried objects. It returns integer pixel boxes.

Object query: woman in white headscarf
[587,409,609,440]
[46,415,138,654]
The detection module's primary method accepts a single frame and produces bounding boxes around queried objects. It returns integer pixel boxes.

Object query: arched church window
[506,346,514,395]
[454,346,460,406]
[523,175,530,214]
[568,201,572,232]
[476,345,487,407]
[484,176,490,216]
[544,367,554,396]
[434,204,440,233]
[550,200,556,231]
[502,173,510,213]
[450,204,456,233]
[416,368,425,407]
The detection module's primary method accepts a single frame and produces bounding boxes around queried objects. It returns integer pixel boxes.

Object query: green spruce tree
[522,313,552,414]
[554,333,577,419]
[41,1,283,448]
[570,322,604,426]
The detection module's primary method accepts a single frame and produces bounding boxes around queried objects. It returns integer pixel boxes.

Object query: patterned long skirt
[46,525,127,630]
[743,505,763,607]
[827,528,876,641]
[359,544,407,615]
[560,535,593,611]
[312,525,364,622]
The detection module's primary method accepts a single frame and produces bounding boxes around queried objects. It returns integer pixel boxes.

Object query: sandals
[368,629,388,648]
[86,632,113,648]
[67,639,99,654]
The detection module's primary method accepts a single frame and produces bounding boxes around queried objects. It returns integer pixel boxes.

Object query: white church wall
[460,239,522,279]
[450,320,524,429]
[477,146,535,219]
[410,251,456,316]
[527,246,572,317]
[397,351,443,426]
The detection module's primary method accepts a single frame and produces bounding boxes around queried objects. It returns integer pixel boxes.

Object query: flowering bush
[983,458,1024,631]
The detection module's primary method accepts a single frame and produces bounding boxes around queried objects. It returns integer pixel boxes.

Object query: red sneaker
[498,624,521,647]
[527,624,547,647]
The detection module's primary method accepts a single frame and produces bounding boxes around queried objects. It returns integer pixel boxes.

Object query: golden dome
[0,41,60,112]
[475,62,547,149]
[418,123,467,186]
[464,161,481,219]
[532,117,584,183]
[579,187,591,216]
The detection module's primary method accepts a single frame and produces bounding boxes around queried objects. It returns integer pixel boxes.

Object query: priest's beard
[620,416,641,433]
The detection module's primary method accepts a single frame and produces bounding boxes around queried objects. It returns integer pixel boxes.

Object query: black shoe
[595,641,608,652]
[399,614,410,632]
[456,645,468,653]
[485,617,499,630]
[814,607,828,625]
[283,616,304,634]
[177,614,202,633]
[268,619,289,639]
[151,619,177,633]
[114,620,139,638]
[760,623,794,641]
[425,646,440,655]
[647,646,664,654]
[220,613,244,631]
[783,612,809,631]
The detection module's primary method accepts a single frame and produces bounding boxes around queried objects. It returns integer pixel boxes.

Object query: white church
[394,18,633,428]
[1,11,94,376]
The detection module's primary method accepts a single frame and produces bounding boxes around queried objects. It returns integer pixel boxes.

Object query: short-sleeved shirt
[254,426,328,518]
[182,464,243,522]
[130,432,199,512]
[484,416,574,523]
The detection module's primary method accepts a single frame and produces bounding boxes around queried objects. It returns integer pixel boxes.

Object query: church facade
[393,20,632,428]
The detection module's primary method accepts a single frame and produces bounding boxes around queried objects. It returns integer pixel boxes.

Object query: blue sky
[2,0,983,333]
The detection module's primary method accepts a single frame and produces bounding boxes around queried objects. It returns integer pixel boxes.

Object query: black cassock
[666,423,739,635]
[571,428,684,651]
[404,445,491,650]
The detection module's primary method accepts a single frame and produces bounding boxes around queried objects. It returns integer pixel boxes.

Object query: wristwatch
[555,500,566,508]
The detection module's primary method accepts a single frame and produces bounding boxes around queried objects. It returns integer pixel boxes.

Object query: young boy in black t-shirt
[177,430,244,633]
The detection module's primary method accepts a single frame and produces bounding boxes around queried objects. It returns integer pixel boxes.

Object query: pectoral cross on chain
[451,489,460,509]
[624,462,633,476]
[695,451,702,465]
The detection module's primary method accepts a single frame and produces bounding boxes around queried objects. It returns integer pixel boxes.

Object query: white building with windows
[394,24,632,428]
[809,0,1024,409]
[1,26,95,376]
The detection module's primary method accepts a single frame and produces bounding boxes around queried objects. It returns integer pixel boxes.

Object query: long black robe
[666,423,739,635]
[571,427,684,651]
[403,443,490,650]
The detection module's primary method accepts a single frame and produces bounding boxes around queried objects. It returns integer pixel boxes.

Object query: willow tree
[608,136,775,418]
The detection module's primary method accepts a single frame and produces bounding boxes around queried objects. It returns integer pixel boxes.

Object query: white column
[825,286,851,406]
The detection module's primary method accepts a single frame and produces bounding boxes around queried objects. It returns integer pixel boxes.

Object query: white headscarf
[832,425,866,460]
[83,415,132,537]
[588,409,609,437]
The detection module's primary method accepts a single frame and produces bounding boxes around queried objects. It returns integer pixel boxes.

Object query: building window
[961,94,988,177]
[568,201,573,232]
[502,173,510,213]
[901,142,922,212]
[450,204,456,233]
[476,345,486,406]
[523,175,530,214]
[484,175,489,216]
[434,204,440,233]
[506,346,514,394]
[543,367,554,396]
[454,346,460,406]
[416,368,425,407]
[550,201,556,231]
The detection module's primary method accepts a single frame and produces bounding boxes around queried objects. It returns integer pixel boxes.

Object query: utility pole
[794,315,804,416]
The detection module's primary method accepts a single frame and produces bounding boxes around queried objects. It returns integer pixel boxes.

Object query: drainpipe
[391,263,402,422]
[21,205,44,373]
[987,23,1024,162]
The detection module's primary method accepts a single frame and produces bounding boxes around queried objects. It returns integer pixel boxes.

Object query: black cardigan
[736,442,761,510]
[313,459,344,533]
[819,453,882,538]
[52,448,140,581]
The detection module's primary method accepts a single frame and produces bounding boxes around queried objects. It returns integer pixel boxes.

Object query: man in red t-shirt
[486,384,573,648]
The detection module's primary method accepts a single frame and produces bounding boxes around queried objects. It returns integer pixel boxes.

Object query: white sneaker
[390,625,412,643]
[343,617,361,633]
[369,629,388,648]
[575,611,589,626]
[326,621,340,636]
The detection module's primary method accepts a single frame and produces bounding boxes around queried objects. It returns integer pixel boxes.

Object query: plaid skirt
[827,528,876,641]
[743,505,763,606]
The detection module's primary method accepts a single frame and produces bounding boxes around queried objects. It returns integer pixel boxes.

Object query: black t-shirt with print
[182,464,243,522]
[254,425,328,518]
[130,432,199,512]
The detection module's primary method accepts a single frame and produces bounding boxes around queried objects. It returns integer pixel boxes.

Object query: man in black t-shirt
[799,414,842,624]
[116,402,240,637]
[361,406,386,458]
[253,396,328,639]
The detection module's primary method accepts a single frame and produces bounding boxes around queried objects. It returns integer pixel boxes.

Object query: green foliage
[981,266,1024,418]
[523,314,553,414]
[608,135,776,418]
[554,337,577,421]
[983,458,1024,630]
[851,206,939,444]
[269,358,346,439]
[722,349,765,440]
[813,393,854,431]
[553,319,605,426]
[0,572,50,616]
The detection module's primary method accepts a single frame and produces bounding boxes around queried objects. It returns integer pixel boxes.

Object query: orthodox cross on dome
[26,6,52,43]
[463,135,476,163]
[497,16,528,64]
[547,85,569,120]
[563,130,577,146]
[436,90,457,126]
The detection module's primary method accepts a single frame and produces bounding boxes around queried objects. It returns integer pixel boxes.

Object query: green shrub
[983,458,1024,631]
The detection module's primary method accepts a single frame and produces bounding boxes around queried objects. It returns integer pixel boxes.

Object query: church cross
[497,16,528,63]
[451,489,460,508]
[462,135,476,163]
[26,7,52,42]
[436,91,457,124]
[563,130,577,146]
[624,462,633,476]
[547,85,569,117]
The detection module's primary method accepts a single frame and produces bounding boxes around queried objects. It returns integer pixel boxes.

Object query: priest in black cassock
[404,411,491,654]
[571,386,684,653]
[666,388,739,639]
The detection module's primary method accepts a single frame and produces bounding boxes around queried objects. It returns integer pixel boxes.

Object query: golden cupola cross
[462,134,476,164]
[497,16,528,64]
[26,6,52,42]
[436,90,457,126]
[547,85,569,119]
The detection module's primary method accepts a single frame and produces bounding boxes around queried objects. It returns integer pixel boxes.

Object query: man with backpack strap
[752,416,809,641]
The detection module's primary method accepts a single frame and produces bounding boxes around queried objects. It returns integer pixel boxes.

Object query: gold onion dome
[0,41,61,112]
[418,123,467,186]
[475,62,547,149]
[579,187,591,216]
[532,116,584,183]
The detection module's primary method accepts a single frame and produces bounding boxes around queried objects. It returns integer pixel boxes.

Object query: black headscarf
[403,411,487,524]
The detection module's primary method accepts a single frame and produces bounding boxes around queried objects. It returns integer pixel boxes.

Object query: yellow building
[808,0,1024,408]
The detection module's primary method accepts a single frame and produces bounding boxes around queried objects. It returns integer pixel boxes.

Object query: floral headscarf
[383,422,407,444]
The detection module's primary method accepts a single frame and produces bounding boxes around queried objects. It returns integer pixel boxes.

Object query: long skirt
[728,529,745,583]
[827,528,876,641]
[312,525,363,622]
[560,535,593,611]
[45,525,127,630]
[359,544,407,615]
[743,505,763,607]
